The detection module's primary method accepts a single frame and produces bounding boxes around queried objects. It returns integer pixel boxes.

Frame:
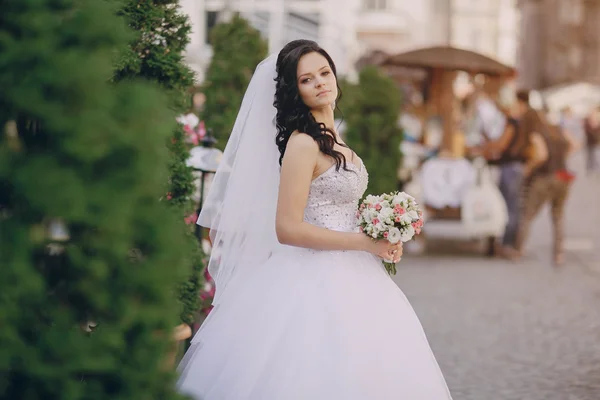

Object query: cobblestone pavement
[394,153,600,400]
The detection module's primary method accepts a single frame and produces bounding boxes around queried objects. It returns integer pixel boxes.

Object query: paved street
[395,153,600,400]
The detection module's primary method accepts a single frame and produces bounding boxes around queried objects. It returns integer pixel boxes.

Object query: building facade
[180,0,358,82]
[352,0,432,55]
[449,0,519,66]
[517,0,600,90]
[180,0,521,83]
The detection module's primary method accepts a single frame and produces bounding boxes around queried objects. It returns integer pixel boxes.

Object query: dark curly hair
[274,40,349,171]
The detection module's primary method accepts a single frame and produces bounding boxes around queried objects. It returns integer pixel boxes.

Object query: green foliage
[339,67,404,195]
[202,14,268,149]
[114,0,195,105]
[0,0,190,398]
[114,0,203,325]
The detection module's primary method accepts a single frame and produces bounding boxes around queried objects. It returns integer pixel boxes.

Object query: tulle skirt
[177,246,453,400]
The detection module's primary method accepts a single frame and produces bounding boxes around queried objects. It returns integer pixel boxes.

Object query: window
[205,11,219,44]
[363,0,387,11]
[286,12,320,43]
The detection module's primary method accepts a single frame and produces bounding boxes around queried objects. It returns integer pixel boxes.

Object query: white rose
[365,194,381,205]
[370,209,381,223]
[362,210,372,223]
[401,213,413,224]
[379,207,394,220]
[402,191,415,201]
[391,194,404,206]
[387,227,401,244]
[375,222,385,232]
[408,210,419,220]
[400,225,415,242]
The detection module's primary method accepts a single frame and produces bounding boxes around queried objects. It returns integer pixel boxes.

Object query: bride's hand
[361,236,403,263]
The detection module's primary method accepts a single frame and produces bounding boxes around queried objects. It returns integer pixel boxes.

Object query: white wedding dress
[177,160,453,399]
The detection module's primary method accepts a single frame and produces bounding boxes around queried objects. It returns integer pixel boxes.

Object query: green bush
[202,14,268,149]
[0,1,189,398]
[339,67,404,195]
[114,0,203,325]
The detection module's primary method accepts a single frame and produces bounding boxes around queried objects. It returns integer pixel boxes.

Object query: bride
[177,39,453,399]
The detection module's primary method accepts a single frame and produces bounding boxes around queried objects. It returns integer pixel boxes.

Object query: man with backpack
[514,111,579,265]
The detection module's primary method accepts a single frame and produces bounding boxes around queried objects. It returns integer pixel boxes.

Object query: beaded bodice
[304,160,369,233]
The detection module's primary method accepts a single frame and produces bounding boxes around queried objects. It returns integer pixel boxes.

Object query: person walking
[478,90,539,258]
[515,115,579,265]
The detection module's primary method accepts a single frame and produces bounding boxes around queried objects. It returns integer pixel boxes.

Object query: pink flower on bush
[199,269,216,316]
[166,192,172,200]
[185,128,200,146]
[184,212,198,225]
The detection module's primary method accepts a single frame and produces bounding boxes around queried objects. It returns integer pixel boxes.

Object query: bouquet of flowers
[357,191,424,275]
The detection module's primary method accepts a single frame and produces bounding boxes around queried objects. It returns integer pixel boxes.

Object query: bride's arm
[276,134,380,254]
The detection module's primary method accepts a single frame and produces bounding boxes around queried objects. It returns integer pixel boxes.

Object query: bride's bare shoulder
[287,131,318,153]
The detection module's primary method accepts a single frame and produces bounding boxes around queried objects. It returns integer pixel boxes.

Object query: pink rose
[394,204,405,215]
[395,216,401,223]
[383,232,389,239]
[375,204,382,211]
[372,218,380,225]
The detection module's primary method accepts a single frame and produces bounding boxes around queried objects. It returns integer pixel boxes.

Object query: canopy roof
[381,46,516,77]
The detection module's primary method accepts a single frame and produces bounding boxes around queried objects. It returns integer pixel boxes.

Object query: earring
[331,101,336,110]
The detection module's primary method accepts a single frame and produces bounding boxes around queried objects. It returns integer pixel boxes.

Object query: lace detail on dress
[304,161,369,233]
